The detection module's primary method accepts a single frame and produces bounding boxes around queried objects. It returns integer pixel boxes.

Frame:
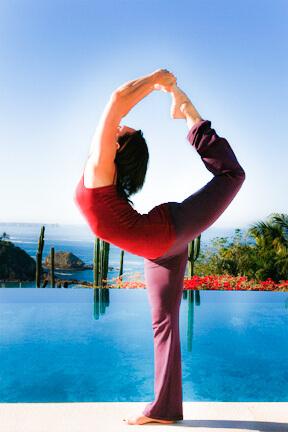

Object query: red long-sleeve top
[74,173,176,260]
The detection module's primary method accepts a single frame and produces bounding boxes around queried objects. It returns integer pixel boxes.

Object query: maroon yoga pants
[142,119,246,420]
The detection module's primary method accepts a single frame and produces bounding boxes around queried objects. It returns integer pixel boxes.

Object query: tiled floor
[0,402,288,432]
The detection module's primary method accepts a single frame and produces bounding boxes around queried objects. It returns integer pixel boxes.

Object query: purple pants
[142,119,246,420]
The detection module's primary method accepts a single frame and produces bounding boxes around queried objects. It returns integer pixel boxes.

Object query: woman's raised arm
[87,69,176,168]
[113,69,176,118]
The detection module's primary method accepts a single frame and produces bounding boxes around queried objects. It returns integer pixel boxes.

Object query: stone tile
[0,402,287,432]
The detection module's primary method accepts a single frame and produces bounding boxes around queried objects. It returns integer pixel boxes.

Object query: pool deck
[1,402,288,432]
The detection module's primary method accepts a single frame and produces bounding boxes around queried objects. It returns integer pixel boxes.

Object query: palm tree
[247,213,288,281]
[0,232,10,241]
[270,213,288,276]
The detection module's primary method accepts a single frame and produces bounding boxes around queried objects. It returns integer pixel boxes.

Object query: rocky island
[44,251,92,270]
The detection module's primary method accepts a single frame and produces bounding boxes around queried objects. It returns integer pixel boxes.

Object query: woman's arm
[87,69,176,166]
[87,72,156,161]
[114,69,176,118]
[112,73,156,118]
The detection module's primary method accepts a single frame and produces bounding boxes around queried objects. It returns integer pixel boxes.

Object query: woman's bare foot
[170,84,190,119]
[123,414,176,425]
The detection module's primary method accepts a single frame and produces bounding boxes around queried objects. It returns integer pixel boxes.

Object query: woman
[74,69,246,425]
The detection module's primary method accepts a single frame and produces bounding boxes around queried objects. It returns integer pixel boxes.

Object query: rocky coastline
[0,241,95,283]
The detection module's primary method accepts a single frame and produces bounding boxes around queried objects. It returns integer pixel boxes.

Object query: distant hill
[0,240,36,281]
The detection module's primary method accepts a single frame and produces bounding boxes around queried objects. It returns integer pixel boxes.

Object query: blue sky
[0,0,287,228]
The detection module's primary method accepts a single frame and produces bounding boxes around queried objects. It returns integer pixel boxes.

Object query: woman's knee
[151,307,180,331]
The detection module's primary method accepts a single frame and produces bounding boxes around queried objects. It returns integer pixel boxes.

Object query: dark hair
[114,130,149,205]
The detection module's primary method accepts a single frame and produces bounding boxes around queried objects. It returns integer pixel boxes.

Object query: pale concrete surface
[0,402,288,432]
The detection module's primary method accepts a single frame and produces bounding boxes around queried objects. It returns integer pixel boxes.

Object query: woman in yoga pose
[74,69,246,425]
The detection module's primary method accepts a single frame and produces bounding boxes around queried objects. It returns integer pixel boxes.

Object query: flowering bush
[183,275,288,291]
[102,273,288,291]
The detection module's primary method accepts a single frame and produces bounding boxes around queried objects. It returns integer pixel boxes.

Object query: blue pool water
[0,288,287,402]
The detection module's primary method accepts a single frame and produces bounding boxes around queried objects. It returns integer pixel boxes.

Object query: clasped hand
[151,69,189,119]
[151,68,177,93]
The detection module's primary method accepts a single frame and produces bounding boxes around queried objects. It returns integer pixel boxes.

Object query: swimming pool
[0,288,287,402]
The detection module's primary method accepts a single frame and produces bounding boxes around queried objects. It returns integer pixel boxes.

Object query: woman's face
[117,125,136,138]
[116,125,136,151]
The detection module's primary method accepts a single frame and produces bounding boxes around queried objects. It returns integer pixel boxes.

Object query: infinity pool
[0,288,287,402]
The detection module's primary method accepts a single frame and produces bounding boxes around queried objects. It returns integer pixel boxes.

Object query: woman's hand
[151,69,177,92]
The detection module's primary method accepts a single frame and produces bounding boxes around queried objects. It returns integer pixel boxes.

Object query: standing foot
[123,413,176,425]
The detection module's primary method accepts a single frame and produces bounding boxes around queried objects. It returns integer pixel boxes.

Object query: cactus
[93,237,101,288]
[93,238,110,288]
[51,247,55,288]
[186,237,201,352]
[100,240,109,288]
[36,226,45,288]
[103,241,110,287]
[187,234,201,278]
[100,240,105,286]
[119,250,124,279]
